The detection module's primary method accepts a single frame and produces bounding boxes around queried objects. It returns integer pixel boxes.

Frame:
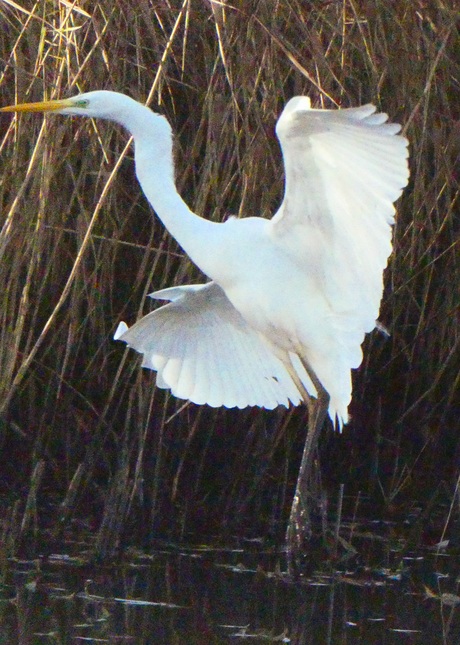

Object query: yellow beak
[0,98,73,113]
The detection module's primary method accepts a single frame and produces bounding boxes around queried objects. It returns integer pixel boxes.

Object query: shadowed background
[0,0,458,558]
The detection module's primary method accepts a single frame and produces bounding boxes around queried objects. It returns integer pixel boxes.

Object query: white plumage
[2,92,409,428]
[117,94,409,425]
[115,282,302,409]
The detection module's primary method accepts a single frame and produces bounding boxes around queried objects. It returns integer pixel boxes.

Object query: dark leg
[286,370,330,571]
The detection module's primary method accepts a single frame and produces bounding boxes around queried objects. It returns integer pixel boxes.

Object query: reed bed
[0,1,458,558]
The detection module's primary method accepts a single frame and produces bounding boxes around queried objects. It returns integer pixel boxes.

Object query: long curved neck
[120,104,223,280]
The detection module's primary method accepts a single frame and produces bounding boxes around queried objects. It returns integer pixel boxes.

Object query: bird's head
[1,90,172,143]
[1,90,140,120]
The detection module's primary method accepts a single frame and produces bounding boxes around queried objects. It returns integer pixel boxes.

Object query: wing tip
[114,321,129,341]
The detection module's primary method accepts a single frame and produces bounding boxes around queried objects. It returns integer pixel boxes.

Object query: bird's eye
[73,99,89,108]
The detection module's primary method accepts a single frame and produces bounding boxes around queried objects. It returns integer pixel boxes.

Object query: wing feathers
[270,97,409,420]
[115,282,303,410]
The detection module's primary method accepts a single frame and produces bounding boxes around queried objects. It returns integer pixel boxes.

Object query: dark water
[1,539,460,644]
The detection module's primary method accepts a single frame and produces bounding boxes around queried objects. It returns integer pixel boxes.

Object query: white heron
[1,91,409,556]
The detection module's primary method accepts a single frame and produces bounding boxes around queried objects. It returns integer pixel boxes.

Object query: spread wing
[271,97,409,332]
[114,282,302,409]
[267,97,409,423]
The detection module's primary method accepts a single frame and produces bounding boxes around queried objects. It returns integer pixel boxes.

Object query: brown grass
[0,1,458,558]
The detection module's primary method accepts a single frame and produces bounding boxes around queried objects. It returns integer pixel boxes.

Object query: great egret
[1,92,409,557]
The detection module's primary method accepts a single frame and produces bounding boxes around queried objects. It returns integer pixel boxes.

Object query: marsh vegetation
[0,1,458,569]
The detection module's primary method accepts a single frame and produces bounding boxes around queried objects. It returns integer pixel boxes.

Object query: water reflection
[2,544,459,644]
